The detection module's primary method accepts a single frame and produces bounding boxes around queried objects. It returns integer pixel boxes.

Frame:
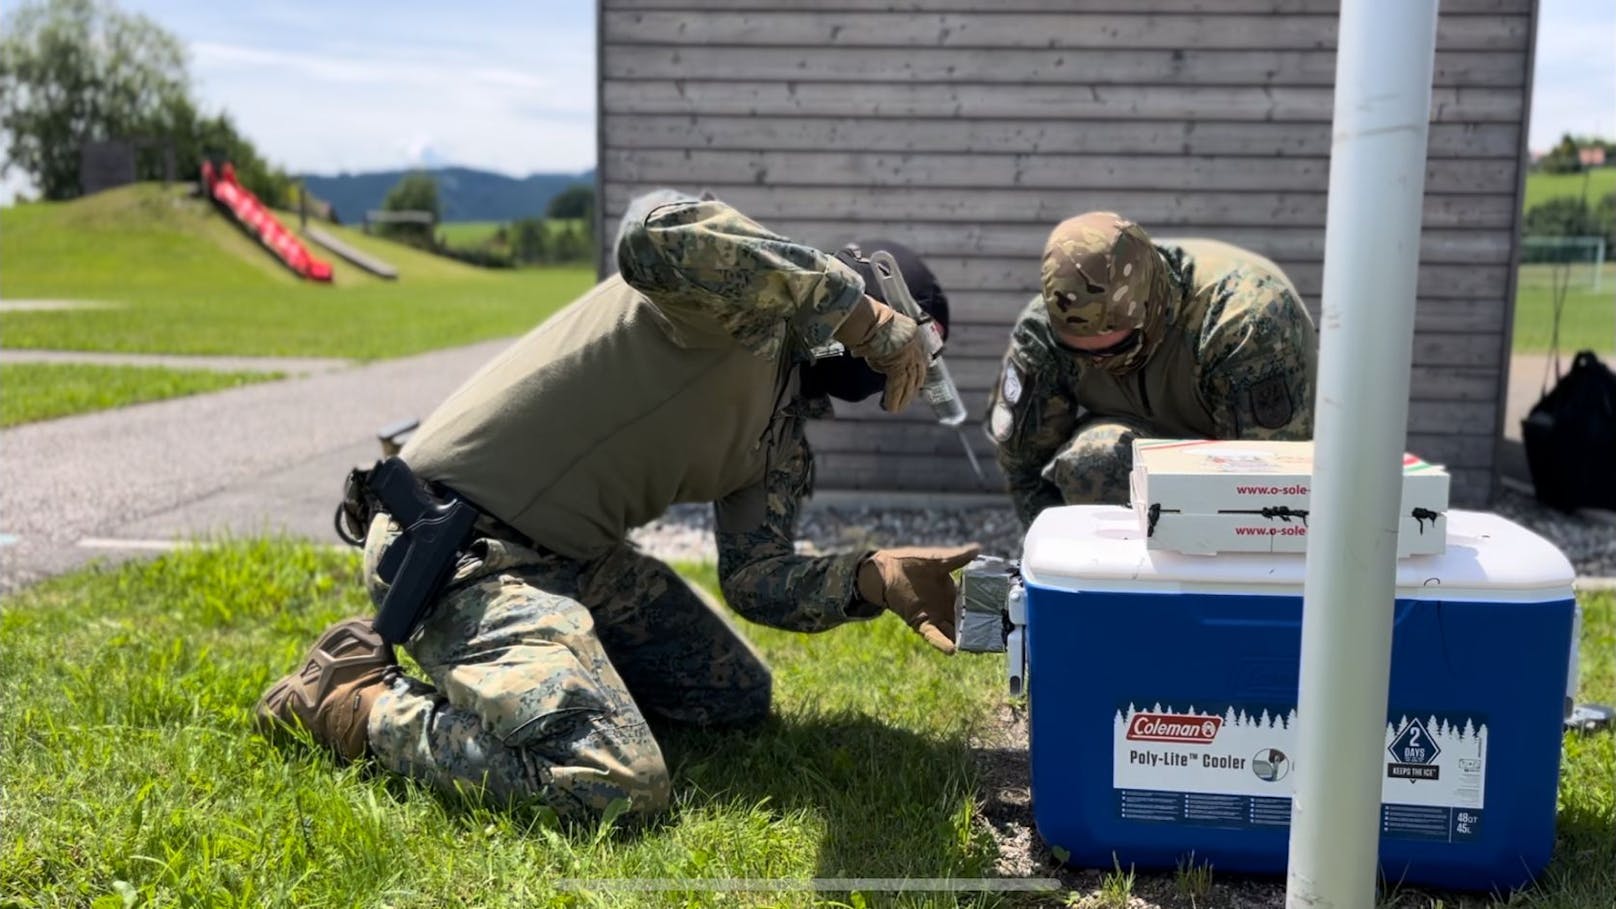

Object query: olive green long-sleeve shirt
[403,194,877,631]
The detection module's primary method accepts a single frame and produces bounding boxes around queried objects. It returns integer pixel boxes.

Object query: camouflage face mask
[1040,212,1171,375]
[1054,326,1145,373]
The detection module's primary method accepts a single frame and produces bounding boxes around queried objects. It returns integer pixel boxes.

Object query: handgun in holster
[350,457,479,645]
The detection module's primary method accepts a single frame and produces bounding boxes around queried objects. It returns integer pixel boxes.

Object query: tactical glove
[856,544,982,654]
[834,295,928,412]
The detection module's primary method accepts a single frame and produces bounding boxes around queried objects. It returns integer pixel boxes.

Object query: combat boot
[255,617,396,761]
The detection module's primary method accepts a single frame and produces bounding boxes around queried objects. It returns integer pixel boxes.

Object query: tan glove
[834,295,928,413]
[856,544,982,654]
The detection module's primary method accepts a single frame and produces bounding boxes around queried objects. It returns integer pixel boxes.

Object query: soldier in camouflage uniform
[254,191,978,822]
[986,211,1319,529]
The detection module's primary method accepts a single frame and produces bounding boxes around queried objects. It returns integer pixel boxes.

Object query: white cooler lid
[1021,506,1575,602]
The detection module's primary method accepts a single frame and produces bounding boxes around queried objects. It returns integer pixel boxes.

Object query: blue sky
[2,0,1612,199]
[112,0,598,177]
[1529,0,1615,151]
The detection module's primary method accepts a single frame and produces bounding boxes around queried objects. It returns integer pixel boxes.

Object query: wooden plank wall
[597,0,1538,506]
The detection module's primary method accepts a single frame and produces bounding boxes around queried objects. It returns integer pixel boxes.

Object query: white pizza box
[1129,438,1450,556]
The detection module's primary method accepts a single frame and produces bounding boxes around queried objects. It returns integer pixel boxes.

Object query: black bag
[1521,350,1616,512]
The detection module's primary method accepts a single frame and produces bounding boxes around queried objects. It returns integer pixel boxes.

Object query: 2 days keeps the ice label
[1112,703,1488,842]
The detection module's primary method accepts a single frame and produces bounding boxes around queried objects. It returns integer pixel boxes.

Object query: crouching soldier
[253,190,979,822]
[987,211,1319,528]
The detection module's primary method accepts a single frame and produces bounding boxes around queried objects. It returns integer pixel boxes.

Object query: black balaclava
[802,238,951,403]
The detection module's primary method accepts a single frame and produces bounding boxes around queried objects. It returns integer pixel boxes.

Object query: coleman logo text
[1126,713,1222,744]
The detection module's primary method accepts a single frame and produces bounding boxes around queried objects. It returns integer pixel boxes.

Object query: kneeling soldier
[255,191,978,821]
[987,211,1319,529]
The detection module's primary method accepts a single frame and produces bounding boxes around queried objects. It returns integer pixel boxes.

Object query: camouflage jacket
[617,194,883,632]
[986,239,1319,528]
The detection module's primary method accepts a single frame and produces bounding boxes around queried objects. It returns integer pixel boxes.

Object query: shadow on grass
[261,707,991,881]
[655,712,993,880]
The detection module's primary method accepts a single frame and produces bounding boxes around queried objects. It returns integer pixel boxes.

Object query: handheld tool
[866,249,985,482]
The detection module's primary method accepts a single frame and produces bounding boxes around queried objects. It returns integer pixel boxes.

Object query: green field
[0,540,1608,908]
[435,219,505,247]
[437,218,588,250]
[0,184,594,359]
[1511,263,1615,354]
[0,362,282,427]
[1523,168,1616,211]
[0,541,1003,908]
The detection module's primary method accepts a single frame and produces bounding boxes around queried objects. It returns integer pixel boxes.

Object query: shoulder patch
[990,402,1015,441]
[1000,362,1024,405]
[1249,375,1294,430]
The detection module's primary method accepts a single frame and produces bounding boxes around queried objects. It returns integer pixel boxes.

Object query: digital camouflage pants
[360,515,772,821]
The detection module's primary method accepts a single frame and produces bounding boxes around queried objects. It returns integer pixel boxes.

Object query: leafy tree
[0,0,190,199]
[0,0,295,204]
[1538,134,1585,175]
[552,221,587,263]
[1597,193,1616,249]
[1524,197,1600,239]
[1521,195,1615,263]
[546,183,594,220]
[155,94,290,206]
[378,171,440,248]
[511,218,548,264]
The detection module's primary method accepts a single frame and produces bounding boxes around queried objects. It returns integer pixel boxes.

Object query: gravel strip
[630,488,1616,579]
[627,501,1025,565]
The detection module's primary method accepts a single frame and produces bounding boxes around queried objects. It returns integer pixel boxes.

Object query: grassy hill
[436,218,589,250]
[0,184,594,360]
[435,219,506,249]
[1523,168,1616,211]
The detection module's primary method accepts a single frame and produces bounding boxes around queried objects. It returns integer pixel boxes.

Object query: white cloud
[185,38,595,176]
[191,42,405,85]
[403,136,444,167]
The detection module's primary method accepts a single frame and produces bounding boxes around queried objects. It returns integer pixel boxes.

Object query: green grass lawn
[437,218,588,250]
[0,541,1004,908]
[435,219,504,248]
[0,184,595,359]
[1523,168,1616,211]
[0,362,283,427]
[1511,263,1615,354]
[0,540,1609,908]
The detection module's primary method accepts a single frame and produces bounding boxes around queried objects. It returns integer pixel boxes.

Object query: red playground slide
[201,160,332,282]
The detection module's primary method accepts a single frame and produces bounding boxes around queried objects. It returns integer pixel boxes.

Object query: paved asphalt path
[0,338,512,594]
[3,347,1608,595]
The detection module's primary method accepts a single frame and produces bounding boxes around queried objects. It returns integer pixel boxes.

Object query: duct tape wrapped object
[956,556,1018,653]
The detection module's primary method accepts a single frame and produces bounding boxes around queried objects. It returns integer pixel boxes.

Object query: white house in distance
[595,0,1539,507]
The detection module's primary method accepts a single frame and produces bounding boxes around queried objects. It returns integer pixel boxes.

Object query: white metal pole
[1285,1,1439,907]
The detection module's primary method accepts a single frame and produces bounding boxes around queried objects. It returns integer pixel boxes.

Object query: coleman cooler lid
[1020,505,1574,602]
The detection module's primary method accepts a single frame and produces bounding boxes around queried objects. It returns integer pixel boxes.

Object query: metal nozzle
[958,428,985,483]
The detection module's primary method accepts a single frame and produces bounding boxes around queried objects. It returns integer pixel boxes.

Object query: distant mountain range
[299,166,596,224]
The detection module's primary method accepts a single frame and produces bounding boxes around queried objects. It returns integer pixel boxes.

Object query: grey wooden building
[596,0,1538,506]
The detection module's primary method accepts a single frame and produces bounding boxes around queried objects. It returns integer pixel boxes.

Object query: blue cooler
[1018,506,1578,891]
